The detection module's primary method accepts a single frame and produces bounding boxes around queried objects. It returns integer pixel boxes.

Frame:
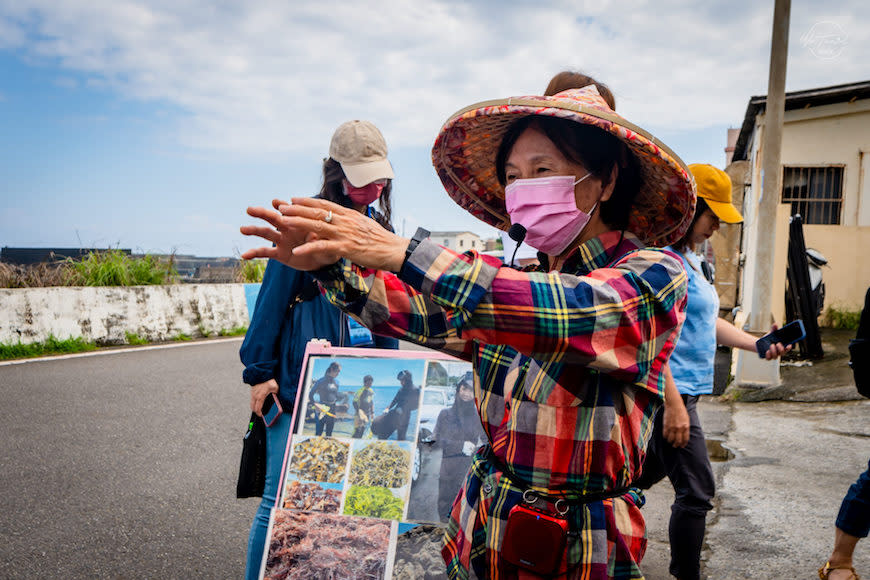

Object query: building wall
[779,100,870,227]
[780,102,870,311]
[800,225,870,315]
[738,102,870,316]
[714,160,749,317]
[433,232,483,252]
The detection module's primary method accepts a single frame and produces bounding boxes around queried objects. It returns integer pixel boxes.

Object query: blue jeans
[244,411,292,580]
[836,458,870,538]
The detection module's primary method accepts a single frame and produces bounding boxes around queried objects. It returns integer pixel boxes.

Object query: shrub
[0,262,70,288]
[236,259,266,283]
[64,250,178,286]
[825,306,861,331]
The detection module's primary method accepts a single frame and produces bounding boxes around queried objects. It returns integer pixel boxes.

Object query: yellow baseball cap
[688,163,743,224]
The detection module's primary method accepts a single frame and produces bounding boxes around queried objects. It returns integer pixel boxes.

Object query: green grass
[826,306,861,330]
[219,326,248,337]
[125,332,149,346]
[0,327,252,360]
[0,335,98,360]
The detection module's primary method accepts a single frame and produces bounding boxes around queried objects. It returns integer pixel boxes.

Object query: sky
[1,0,868,258]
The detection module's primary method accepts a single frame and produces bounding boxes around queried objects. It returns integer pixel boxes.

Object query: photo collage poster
[258,341,482,580]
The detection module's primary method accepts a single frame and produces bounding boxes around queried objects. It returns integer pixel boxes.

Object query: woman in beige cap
[635,163,790,580]
[238,119,398,580]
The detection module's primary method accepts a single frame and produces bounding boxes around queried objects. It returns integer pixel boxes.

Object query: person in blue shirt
[239,120,399,580]
[635,163,790,580]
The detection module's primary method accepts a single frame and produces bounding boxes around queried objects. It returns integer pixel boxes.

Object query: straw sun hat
[431,86,696,247]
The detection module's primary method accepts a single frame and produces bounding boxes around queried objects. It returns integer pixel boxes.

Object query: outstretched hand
[240,199,338,271]
[240,198,408,272]
[761,324,793,360]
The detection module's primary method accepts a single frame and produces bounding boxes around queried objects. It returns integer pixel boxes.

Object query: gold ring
[324,210,333,224]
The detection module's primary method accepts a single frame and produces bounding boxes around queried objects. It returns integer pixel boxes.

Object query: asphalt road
[2,339,868,579]
[0,339,256,579]
[641,397,870,579]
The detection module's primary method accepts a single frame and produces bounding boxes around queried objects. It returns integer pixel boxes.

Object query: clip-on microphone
[508,224,527,268]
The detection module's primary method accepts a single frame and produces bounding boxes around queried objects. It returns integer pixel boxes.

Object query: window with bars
[781,166,844,225]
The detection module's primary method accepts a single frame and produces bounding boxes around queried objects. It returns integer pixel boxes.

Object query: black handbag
[236,412,267,498]
[851,287,870,399]
[850,338,870,398]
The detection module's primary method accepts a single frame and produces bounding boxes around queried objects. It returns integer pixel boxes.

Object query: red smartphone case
[262,394,283,427]
[501,503,569,575]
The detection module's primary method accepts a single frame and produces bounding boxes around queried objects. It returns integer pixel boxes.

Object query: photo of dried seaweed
[263,510,392,580]
[392,523,448,579]
[348,440,412,489]
[342,485,405,520]
[281,480,341,513]
[286,436,349,484]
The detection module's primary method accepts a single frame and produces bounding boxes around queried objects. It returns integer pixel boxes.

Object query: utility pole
[749,0,790,332]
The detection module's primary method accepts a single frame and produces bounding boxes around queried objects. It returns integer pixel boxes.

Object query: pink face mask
[504,174,595,255]
[345,180,385,206]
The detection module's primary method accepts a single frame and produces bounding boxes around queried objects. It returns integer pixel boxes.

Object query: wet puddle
[706,438,735,462]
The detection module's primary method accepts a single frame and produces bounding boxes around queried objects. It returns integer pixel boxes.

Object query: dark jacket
[240,259,398,407]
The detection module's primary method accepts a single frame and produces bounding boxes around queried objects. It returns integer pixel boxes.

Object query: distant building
[429,231,484,252]
[723,80,870,319]
[147,254,240,280]
[483,238,502,252]
[0,247,131,265]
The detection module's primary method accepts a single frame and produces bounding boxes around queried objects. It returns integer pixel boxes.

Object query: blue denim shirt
[240,259,398,407]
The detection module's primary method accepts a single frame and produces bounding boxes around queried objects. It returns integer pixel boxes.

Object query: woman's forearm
[715,317,758,352]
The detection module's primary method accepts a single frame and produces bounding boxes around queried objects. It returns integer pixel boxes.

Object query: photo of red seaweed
[282,480,341,513]
[264,510,391,579]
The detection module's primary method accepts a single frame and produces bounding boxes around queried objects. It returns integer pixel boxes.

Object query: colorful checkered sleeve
[312,255,475,361]
[402,238,686,394]
[314,237,686,394]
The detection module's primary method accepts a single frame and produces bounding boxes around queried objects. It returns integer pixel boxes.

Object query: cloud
[1,0,868,156]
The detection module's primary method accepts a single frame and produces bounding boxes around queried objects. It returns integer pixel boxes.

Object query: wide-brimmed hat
[430,86,696,246]
[689,163,743,224]
[329,120,395,187]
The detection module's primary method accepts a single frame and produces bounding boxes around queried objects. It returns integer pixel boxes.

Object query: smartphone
[756,319,806,358]
[261,393,283,427]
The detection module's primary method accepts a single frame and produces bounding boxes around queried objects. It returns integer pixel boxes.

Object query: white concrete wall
[0,284,251,346]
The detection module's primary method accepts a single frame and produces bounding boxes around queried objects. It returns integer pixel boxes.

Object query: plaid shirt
[314,230,687,579]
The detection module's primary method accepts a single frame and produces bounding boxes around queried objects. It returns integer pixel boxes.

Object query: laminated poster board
[258,341,484,580]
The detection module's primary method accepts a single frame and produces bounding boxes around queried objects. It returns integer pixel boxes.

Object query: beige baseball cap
[328,120,395,187]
